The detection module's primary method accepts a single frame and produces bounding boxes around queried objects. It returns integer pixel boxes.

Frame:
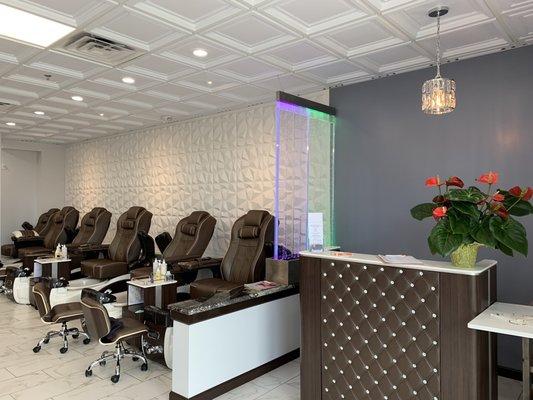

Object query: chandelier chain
[435,14,442,78]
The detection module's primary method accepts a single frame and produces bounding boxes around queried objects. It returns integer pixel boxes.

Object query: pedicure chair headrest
[164,211,216,261]
[72,208,111,246]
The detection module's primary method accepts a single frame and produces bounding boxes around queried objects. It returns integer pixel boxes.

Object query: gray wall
[331,45,533,371]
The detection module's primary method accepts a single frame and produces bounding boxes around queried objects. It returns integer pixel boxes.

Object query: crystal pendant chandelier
[422,6,456,115]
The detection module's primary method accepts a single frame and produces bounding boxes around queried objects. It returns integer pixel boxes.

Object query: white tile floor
[0,293,523,400]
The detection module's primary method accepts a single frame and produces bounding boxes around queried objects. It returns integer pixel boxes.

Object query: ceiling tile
[217,84,274,102]
[490,1,533,41]
[89,8,186,50]
[300,59,369,83]
[263,0,368,34]
[316,18,405,57]
[68,81,131,100]
[215,57,285,83]
[121,54,198,80]
[144,82,203,102]
[258,39,337,70]
[417,21,510,60]
[158,36,241,68]
[386,0,493,39]
[9,0,116,26]
[205,12,298,52]
[174,71,239,92]
[353,43,430,73]
[0,37,41,64]
[127,0,244,31]
[91,68,163,91]
[27,50,107,79]
[254,73,319,93]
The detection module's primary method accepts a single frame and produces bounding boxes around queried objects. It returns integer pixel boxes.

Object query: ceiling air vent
[56,33,145,66]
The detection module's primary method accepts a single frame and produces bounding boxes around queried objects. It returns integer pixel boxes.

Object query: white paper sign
[308,212,324,252]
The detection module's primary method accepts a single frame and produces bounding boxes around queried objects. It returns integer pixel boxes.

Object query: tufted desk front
[300,251,497,400]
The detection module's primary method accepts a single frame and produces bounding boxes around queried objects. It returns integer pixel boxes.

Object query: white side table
[34,257,71,279]
[469,302,533,400]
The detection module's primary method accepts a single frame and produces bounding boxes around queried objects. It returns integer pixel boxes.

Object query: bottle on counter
[55,244,61,258]
[61,244,68,259]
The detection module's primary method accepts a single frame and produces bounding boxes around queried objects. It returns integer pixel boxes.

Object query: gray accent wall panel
[331,45,533,371]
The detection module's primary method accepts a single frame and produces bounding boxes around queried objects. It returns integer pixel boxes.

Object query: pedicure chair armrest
[13,236,45,249]
[75,243,109,257]
[174,257,223,272]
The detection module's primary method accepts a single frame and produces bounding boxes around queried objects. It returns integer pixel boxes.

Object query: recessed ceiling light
[34,111,45,115]
[71,95,84,102]
[0,4,75,47]
[122,76,135,84]
[6,122,16,126]
[99,113,104,117]
[207,81,213,85]
[193,48,208,58]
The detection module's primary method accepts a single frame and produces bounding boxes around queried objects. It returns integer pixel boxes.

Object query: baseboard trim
[498,366,522,382]
[169,349,300,400]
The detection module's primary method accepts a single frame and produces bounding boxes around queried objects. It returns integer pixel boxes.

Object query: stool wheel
[33,346,41,353]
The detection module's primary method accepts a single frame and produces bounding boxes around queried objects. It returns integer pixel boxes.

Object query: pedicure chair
[1,207,59,258]
[48,206,153,311]
[126,210,273,368]
[130,210,216,280]
[12,208,112,306]
[2,207,79,301]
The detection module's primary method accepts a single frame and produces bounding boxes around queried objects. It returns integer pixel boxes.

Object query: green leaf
[448,209,470,234]
[471,218,497,248]
[428,232,436,254]
[410,203,436,221]
[489,217,528,256]
[452,201,480,218]
[504,199,533,217]
[448,188,486,203]
[428,219,463,257]
[496,241,514,257]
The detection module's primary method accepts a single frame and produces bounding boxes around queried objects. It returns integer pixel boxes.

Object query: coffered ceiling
[0,0,531,143]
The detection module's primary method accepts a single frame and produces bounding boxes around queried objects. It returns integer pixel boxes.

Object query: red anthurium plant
[411,172,532,266]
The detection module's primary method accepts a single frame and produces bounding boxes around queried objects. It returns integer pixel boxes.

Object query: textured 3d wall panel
[66,92,329,257]
[66,104,276,257]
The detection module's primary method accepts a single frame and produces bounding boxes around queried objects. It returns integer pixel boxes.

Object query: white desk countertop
[300,250,496,276]
[468,302,533,339]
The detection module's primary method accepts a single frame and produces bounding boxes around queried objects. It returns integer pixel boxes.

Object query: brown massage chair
[81,206,152,280]
[17,206,80,269]
[175,210,274,299]
[21,207,112,271]
[131,211,216,280]
[1,208,60,258]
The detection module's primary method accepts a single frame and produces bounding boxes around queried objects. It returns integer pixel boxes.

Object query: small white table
[469,302,533,399]
[127,278,178,309]
[34,257,71,279]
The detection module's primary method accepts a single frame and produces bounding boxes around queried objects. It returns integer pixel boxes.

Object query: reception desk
[300,251,497,400]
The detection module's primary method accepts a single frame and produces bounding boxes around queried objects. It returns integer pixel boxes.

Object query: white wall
[0,138,66,243]
[1,148,39,243]
[65,91,329,257]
